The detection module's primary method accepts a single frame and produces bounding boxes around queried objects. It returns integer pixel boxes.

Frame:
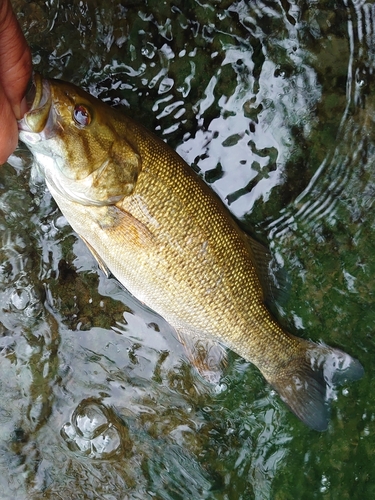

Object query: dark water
[1,0,375,498]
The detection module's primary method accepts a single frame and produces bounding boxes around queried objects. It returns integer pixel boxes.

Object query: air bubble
[10,289,30,310]
[61,399,130,459]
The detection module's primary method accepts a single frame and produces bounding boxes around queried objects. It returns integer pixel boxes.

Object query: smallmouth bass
[18,73,363,431]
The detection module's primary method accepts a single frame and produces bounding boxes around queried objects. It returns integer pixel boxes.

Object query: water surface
[2,0,375,498]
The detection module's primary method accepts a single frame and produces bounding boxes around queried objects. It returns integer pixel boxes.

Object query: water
[2,0,375,498]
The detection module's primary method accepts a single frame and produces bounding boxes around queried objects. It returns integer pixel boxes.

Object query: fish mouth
[18,72,52,134]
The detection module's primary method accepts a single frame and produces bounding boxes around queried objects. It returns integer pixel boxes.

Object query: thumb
[0,1,32,118]
[0,82,18,164]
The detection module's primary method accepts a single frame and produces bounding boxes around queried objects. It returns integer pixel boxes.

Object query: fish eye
[73,104,91,127]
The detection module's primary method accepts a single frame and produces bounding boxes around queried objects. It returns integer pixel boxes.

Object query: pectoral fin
[78,204,155,277]
[99,205,155,249]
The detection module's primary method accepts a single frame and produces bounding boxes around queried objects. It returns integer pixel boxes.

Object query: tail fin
[268,342,364,431]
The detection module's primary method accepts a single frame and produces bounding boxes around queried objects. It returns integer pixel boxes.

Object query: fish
[18,73,364,431]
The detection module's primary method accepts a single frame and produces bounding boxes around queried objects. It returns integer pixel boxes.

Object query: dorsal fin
[242,233,290,308]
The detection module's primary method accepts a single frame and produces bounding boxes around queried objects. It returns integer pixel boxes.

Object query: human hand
[0,0,32,164]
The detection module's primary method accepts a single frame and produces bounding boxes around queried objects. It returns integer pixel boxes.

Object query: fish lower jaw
[19,130,42,146]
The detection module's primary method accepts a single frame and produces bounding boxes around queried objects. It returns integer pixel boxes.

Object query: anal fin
[176,328,228,385]
[243,233,290,307]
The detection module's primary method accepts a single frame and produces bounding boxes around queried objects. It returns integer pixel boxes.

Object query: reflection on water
[2,0,375,498]
[177,1,322,219]
[269,0,375,240]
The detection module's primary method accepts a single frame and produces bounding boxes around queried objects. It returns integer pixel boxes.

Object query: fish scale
[18,74,364,431]
[120,168,264,341]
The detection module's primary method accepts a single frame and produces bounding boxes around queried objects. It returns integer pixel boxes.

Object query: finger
[0,83,18,164]
[0,0,32,118]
